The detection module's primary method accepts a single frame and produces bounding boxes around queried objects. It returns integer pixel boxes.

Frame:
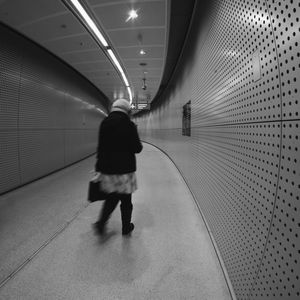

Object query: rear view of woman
[94,98,143,235]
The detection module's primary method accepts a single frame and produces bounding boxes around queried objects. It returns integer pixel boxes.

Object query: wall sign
[252,49,261,81]
[182,100,191,136]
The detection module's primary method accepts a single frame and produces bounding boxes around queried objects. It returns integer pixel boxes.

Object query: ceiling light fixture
[107,49,128,85]
[126,9,138,22]
[63,0,132,103]
[69,0,108,47]
[106,50,132,102]
[139,49,146,55]
[96,108,108,115]
[127,87,133,102]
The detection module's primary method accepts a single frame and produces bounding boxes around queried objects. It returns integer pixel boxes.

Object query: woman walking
[94,98,143,235]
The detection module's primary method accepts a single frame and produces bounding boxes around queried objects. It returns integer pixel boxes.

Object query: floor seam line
[0,202,89,290]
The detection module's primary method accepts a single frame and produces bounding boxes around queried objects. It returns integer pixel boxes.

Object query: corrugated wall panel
[19,131,64,183]
[0,25,22,191]
[65,130,86,165]
[19,78,65,129]
[0,71,20,129]
[0,132,20,191]
[0,26,23,75]
[21,39,67,91]
[83,129,98,156]
[0,24,107,194]
[135,0,299,299]
[64,93,87,129]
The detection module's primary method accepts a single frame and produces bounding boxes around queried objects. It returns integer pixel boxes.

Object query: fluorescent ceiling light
[107,49,122,73]
[70,0,108,47]
[107,49,129,87]
[140,49,146,55]
[127,87,133,103]
[121,72,129,87]
[97,108,107,115]
[67,0,132,102]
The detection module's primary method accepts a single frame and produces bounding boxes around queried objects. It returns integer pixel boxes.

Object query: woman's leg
[120,194,134,235]
[96,193,119,233]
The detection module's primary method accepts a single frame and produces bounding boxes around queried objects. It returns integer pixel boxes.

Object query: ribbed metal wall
[135,0,299,299]
[0,24,107,194]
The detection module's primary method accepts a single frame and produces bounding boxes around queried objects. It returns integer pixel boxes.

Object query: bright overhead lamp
[120,71,129,87]
[126,9,138,22]
[69,0,108,47]
[65,0,132,102]
[107,49,129,87]
[96,108,107,115]
[127,86,133,103]
[139,49,146,55]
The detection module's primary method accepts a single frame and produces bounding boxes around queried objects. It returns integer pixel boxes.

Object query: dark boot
[122,223,134,235]
[120,194,134,235]
[93,221,106,235]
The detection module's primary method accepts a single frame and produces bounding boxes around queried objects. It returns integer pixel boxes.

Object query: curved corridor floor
[0,143,231,300]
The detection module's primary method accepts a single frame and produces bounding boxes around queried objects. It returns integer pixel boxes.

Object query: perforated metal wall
[135,0,299,299]
[0,24,107,194]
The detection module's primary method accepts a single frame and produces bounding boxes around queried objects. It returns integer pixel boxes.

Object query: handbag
[87,173,107,202]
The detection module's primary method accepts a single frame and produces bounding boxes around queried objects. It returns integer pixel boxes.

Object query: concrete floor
[0,143,231,300]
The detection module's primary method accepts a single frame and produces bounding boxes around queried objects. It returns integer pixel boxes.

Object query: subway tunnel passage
[0,0,299,299]
[0,143,231,299]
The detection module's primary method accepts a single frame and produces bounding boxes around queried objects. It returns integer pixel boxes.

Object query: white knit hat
[111,98,131,113]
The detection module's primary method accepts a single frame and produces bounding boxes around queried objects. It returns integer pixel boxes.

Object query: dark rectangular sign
[182,100,191,136]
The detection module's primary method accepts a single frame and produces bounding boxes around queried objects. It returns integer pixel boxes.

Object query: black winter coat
[95,111,143,174]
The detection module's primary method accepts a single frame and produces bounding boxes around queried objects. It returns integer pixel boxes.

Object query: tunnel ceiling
[0,0,196,107]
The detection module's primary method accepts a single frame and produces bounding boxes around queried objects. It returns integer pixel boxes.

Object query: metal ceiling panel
[87,0,146,5]
[0,0,67,27]
[73,60,112,72]
[132,83,160,90]
[108,27,165,47]
[18,13,86,42]
[42,33,100,55]
[123,58,163,69]
[131,76,159,82]
[90,75,124,86]
[61,49,107,63]
[91,82,124,91]
[87,0,166,6]
[90,75,121,83]
[81,70,117,79]
[127,68,162,77]
[88,77,120,86]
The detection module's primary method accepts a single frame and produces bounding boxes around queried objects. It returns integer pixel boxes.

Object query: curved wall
[135,0,299,299]
[0,24,108,195]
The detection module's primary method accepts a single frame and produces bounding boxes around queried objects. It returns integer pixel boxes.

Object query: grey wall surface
[135,0,299,299]
[0,24,108,195]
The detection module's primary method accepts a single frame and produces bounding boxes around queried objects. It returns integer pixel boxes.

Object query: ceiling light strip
[62,0,133,103]
[127,87,133,102]
[107,49,129,87]
[69,0,108,47]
